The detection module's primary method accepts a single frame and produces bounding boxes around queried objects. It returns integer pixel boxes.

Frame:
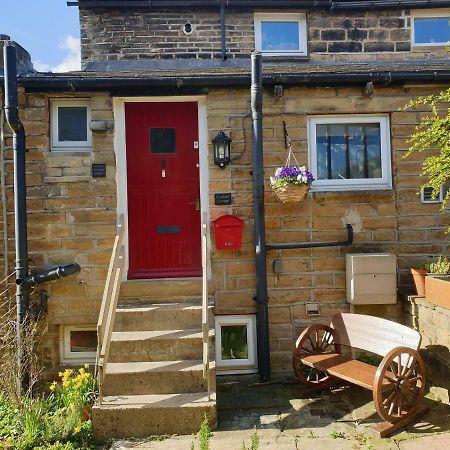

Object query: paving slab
[399,433,450,450]
[108,374,450,450]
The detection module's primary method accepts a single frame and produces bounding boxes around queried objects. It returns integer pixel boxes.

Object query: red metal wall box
[212,215,244,250]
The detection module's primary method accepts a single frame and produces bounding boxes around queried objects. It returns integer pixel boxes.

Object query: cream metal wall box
[346,253,397,305]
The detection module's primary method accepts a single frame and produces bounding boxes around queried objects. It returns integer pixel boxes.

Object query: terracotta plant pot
[425,276,450,309]
[411,268,428,296]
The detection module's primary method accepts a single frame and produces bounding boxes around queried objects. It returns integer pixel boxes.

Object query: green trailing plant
[428,256,450,275]
[197,413,212,450]
[403,88,450,215]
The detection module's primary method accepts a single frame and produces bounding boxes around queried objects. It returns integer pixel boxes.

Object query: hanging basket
[273,183,309,204]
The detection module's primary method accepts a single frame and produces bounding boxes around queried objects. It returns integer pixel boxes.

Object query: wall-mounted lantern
[212,131,232,168]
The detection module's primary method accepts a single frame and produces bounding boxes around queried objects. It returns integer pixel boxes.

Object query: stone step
[108,329,213,363]
[119,278,204,301]
[102,360,216,396]
[92,392,217,441]
[114,302,214,332]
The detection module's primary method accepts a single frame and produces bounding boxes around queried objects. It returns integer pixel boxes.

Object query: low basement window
[215,315,257,374]
[60,325,97,364]
[51,99,92,151]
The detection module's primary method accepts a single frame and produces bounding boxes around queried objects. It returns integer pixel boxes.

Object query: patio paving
[108,374,450,449]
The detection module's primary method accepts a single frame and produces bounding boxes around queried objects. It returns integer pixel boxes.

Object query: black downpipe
[3,41,29,392]
[251,52,270,382]
[220,1,227,60]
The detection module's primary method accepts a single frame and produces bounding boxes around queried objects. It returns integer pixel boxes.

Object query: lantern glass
[213,131,231,168]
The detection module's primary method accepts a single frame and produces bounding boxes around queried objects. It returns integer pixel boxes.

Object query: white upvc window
[254,13,307,57]
[411,9,450,47]
[60,325,97,364]
[308,115,392,192]
[51,99,92,151]
[215,315,257,374]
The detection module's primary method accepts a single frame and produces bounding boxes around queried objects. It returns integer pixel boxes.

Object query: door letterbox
[212,215,244,250]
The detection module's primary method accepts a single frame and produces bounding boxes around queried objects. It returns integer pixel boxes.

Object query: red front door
[125,102,201,279]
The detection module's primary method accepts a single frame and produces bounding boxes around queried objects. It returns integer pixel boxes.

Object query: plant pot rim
[410,268,429,275]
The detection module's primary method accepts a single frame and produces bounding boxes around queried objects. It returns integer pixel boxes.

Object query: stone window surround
[411,8,450,47]
[308,114,392,192]
[215,315,257,374]
[59,325,97,364]
[50,98,93,152]
[254,12,308,57]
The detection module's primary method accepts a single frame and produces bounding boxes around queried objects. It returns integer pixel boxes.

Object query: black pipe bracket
[266,224,353,251]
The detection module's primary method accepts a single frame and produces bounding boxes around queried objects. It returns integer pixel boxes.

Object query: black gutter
[220,0,227,61]
[17,70,450,92]
[3,41,29,392]
[68,0,450,10]
[267,224,353,251]
[251,52,270,383]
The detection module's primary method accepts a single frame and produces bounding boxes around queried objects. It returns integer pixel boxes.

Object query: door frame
[113,96,210,280]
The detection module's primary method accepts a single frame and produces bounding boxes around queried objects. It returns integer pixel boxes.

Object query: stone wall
[79,7,448,63]
[1,83,449,374]
[0,89,116,375]
[206,84,449,371]
[403,295,450,402]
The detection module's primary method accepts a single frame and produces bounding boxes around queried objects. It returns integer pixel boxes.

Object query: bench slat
[330,313,421,357]
[301,353,394,391]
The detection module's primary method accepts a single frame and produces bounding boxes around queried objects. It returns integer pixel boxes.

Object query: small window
[412,10,450,46]
[60,325,97,364]
[308,115,392,191]
[421,186,447,204]
[51,99,92,151]
[150,128,176,154]
[215,315,257,374]
[254,13,307,56]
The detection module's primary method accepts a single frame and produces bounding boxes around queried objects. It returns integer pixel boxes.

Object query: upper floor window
[51,99,92,151]
[412,9,450,46]
[254,13,307,57]
[308,115,392,192]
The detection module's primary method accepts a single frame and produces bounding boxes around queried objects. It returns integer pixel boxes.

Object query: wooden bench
[292,313,427,437]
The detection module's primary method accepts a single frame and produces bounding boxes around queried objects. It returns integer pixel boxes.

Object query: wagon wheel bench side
[292,313,427,438]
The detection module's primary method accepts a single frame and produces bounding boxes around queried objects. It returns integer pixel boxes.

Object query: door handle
[189,199,200,211]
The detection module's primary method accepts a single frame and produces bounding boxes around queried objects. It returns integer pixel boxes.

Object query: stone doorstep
[92,392,217,440]
[102,360,216,396]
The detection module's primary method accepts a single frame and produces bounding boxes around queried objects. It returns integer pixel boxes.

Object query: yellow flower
[58,371,63,377]
[74,425,81,434]
[49,381,57,391]
[84,363,90,369]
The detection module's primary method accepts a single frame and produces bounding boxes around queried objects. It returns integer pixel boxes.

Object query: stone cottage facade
[1,0,450,438]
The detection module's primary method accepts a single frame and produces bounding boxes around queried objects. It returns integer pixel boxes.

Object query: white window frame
[254,13,308,57]
[59,325,97,364]
[51,99,92,151]
[411,9,450,47]
[215,315,257,374]
[421,185,447,204]
[308,115,392,192]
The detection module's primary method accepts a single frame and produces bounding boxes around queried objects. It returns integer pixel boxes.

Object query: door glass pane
[70,330,97,353]
[261,21,300,51]
[150,128,176,154]
[58,106,88,142]
[221,325,248,360]
[414,17,450,44]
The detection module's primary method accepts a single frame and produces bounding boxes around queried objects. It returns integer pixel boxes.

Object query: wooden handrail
[96,214,125,401]
[201,212,212,401]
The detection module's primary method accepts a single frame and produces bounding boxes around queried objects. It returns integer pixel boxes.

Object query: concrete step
[102,360,216,396]
[114,302,214,332]
[119,278,204,301]
[92,392,217,441]
[108,329,214,363]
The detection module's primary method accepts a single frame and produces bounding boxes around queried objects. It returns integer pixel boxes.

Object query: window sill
[310,187,393,195]
[261,54,309,60]
[49,149,93,155]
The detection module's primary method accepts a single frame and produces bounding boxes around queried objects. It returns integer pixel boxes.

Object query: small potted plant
[427,256,450,278]
[410,263,429,297]
[270,165,315,204]
[425,256,450,309]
